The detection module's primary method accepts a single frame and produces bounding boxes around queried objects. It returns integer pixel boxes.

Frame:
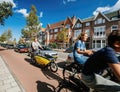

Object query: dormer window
[97,18,102,24]
[111,17,118,20]
[65,24,70,28]
[94,18,105,25]
[75,23,82,28]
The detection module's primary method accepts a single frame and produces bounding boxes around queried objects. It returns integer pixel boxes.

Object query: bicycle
[56,61,119,92]
[63,61,83,81]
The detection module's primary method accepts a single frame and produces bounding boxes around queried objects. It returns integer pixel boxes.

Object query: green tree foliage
[6,29,12,41]
[49,42,57,48]
[0,1,13,25]
[0,29,12,42]
[21,28,31,38]
[22,5,41,41]
[56,28,68,42]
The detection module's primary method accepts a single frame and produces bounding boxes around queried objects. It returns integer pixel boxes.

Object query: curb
[1,56,26,92]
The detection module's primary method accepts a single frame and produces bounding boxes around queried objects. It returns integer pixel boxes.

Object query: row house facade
[45,16,76,48]
[44,9,120,49]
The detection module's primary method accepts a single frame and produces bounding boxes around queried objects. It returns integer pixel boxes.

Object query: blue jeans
[81,73,120,92]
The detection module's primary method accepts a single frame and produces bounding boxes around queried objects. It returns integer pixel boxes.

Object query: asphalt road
[0,48,67,92]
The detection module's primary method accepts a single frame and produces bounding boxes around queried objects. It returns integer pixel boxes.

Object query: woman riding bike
[81,30,120,92]
[73,32,94,65]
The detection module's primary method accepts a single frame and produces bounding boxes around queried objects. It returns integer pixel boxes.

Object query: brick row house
[45,16,76,49]
[44,9,120,49]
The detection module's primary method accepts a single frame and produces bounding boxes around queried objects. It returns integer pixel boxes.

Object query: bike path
[0,56,26,92]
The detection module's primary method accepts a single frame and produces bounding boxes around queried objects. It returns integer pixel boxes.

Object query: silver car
[40,45,58,60]
[28,45,58,60]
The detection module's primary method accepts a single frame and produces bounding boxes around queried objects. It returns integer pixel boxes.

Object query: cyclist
[81,30,120,92]
[31,37,43,56]
[73,32,94,65]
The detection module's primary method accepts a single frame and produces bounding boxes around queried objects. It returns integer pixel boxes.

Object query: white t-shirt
[32,41,41,50]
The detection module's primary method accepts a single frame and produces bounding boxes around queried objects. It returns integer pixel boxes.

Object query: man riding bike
[81,30,120,92]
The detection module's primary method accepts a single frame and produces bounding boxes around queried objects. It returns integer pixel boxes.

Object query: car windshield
[18,45,27,48]
[42,46,52,50]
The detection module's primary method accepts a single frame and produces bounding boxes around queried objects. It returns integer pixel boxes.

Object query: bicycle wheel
[57,86,76,92]
[49,62,58,72]
[63,63,77,81]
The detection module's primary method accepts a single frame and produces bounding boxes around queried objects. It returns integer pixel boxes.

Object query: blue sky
[0,0,120,41]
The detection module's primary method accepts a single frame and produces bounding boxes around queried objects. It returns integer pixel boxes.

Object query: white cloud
[39,12,43,18]
[63,0,66,4]
[0,0,16,8]
[93,0,120,15]
[63,0,76,4]
[40,23,43,27]
[93,6,110,15]
[109,0,120,12]
[15,9,29,17]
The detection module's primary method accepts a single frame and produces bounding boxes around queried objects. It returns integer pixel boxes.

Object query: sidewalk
[0,56,26,92]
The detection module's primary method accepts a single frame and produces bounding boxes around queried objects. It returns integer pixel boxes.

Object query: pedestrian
[81,29,120,92]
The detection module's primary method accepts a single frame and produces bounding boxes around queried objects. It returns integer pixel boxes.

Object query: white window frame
[85,29,90,36]
[94,26,106,38]
[54,29,58,33]
[74,30,81,38]
[85,22,90,26]
[111,25,118,31]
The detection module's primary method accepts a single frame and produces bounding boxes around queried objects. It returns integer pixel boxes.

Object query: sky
[0,0,120,41]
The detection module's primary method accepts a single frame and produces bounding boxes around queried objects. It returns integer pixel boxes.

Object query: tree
[0,29,12,42]
[22,5,41,41]
[0,1,13,25]
[6,29,12,41]
[56,28,68,43]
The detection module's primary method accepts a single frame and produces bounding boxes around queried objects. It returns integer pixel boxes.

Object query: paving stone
[0,56,26,92]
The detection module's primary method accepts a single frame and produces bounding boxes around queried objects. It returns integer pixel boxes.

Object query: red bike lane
[0,47,63,92]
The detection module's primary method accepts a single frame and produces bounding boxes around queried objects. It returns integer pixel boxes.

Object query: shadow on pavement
[24,58,42,68]
[41,68,62,81]
[57,61,66,69]
[36,80,56,92]
[0,48,7,51]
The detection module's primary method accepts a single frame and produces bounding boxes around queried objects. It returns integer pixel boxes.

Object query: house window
[74,30,81,38]
[103,19,105,23]
[111,25,118,31]
[49,30,53,33]
[54,34,57,39]
[97,18,102,24]
[66,24,70,28]
[85,29,90,36]
[94,18,105,25]
[49,34,52,39]
[85,22,90,26]
[54,29,58,33]
[111,17,118,20]
[94,26,106,37]
[75,23,82,28]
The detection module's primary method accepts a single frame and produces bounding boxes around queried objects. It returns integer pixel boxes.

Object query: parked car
[6,44,15,49]
[42,46,58,60]
[28,45,58,60]
[14,44,29,53]
[64,46,74,53]
[65,48,101,65]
